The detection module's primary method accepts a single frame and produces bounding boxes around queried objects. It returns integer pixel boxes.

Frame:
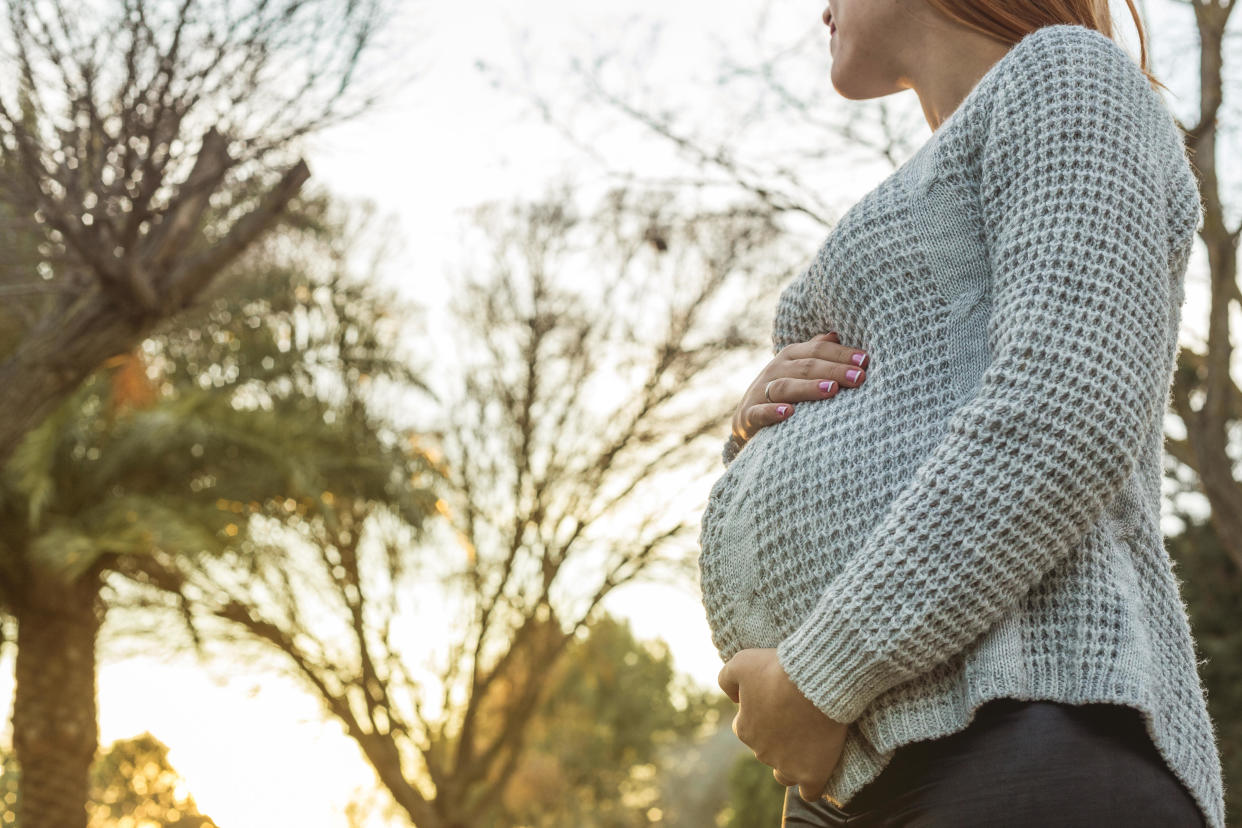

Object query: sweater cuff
[775,596,909,725]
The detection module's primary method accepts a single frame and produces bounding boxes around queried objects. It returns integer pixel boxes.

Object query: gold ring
[765,380,777,403]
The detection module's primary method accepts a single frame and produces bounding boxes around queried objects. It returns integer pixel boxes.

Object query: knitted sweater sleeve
[775,29,1191,725]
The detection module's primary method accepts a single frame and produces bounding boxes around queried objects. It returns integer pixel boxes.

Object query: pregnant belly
[701,375,953,639]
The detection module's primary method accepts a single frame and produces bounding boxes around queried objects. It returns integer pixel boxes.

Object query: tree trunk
[12,568,102,828]
[1178,0,1242,574]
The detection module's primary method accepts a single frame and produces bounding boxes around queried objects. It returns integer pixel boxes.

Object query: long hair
[923,0,1167,93]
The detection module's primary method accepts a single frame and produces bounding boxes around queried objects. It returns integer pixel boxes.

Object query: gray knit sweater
[697,24,1225,827]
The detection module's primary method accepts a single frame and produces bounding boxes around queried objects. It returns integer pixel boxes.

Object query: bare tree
[475,3,925,234]
[0,3,395,823]
[0,0,392,468]
[123,182,796,827]
[1166,0,1242,571]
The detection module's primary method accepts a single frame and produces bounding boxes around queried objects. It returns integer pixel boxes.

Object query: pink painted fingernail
[851,352,867,367]
[846,369,861,383]
[777,405,789,416]
[819,381,836,394]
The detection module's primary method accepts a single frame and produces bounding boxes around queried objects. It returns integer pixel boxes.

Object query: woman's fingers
[780,357,868,387]
[741,402,795,436]
[762,370,858,406]
[737,367,865,438]
[761,351,867,403]
[778,332,869,370]
[730,331,871,446]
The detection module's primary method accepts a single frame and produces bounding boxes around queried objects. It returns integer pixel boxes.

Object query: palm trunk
[12,569,102,828]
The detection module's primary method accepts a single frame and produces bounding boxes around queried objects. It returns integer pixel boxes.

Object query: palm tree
[0,208,441,828]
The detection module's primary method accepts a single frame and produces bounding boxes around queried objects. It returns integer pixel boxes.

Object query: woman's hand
[718,648,850,804]
[729,332,870,447]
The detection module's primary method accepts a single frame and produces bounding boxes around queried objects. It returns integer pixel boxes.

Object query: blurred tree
[0,749,17,827]
[1162,1,1242,576]
[0,732,220,827]
[0,0,392,466]
[477,2,918,241]
[0,0,391,820]
[134,182,795,827]
[497,613,730,828]
[85,733,220,828]
[718,752,787,828]
[1167,513,1242,825]
[648,724,750,828]
[0,197,439,828]
[0,0,392,819]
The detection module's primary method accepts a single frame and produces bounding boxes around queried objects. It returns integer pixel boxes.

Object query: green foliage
[0,733,218,827]
[498,614,731,828]
[0,750,17,827]
[718,751,787,828]
[1168,516,1242,827]
[86,733,219,827]
[548,617,680,774]
[0,194,445,824]
[0,195,442,615]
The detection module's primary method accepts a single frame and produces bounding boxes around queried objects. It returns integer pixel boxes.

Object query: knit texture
[697,24,1225,827]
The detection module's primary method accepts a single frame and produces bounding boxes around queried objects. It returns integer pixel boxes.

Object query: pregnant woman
[697,1,1227,827]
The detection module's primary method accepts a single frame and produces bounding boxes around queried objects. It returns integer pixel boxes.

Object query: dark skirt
[780,697,1205,827]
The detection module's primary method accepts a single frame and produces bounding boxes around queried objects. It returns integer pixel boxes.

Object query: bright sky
[0,0,1226,825]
